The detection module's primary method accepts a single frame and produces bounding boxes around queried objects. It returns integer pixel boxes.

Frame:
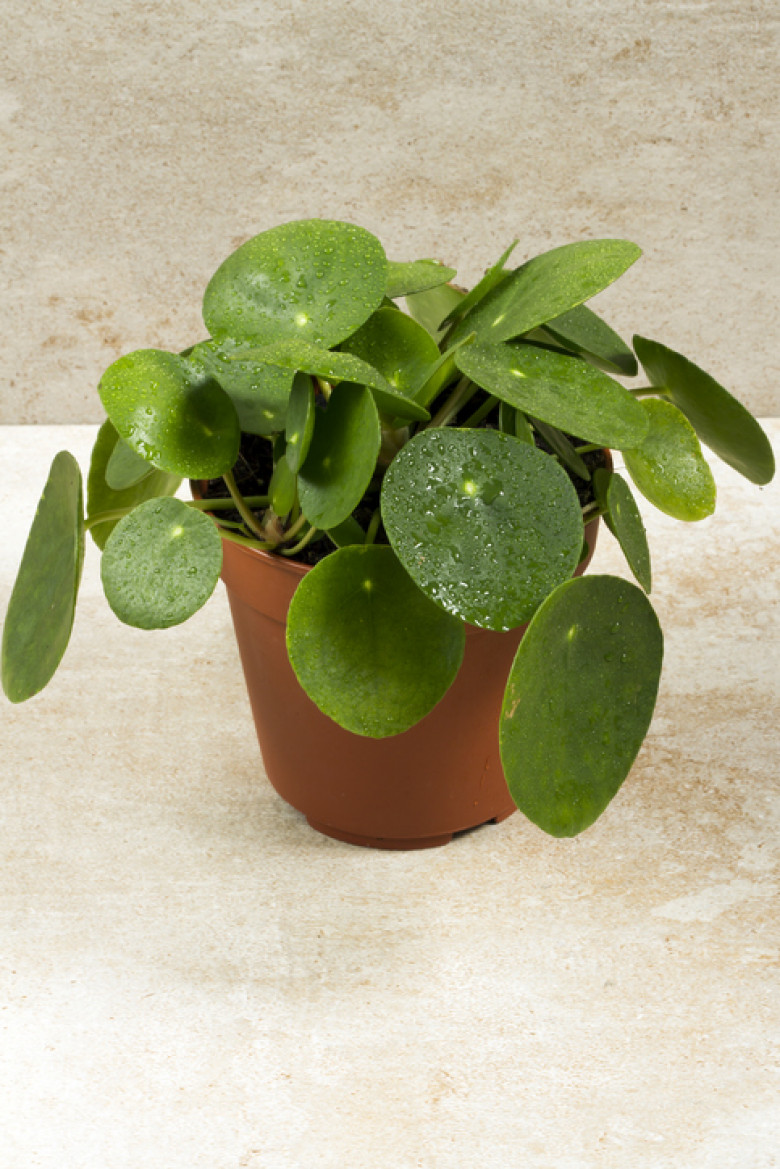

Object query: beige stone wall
[1,0,778,422]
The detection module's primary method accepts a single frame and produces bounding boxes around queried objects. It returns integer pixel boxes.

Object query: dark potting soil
[202,400,607,567]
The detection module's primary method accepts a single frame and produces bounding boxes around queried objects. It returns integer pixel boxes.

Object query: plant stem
[277,511,308,545]
[219,529,276,551]
[364,508,382,545]
[425,377,477,428]
[629,386,665,398]
[222,470,267,540]
[461,395,498,429]
[280,525,319,556]
[191,494,270,511]
[573,443,603,455]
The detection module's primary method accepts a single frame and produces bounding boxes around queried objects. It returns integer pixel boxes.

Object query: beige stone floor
[1,424,778,1168]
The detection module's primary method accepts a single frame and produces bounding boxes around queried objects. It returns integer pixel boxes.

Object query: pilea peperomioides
[3,219,774,836]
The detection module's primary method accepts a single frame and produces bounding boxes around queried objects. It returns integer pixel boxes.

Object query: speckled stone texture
[1,423,778,1168]
[1,1,778,422]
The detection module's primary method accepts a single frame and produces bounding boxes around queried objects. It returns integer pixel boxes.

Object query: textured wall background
[1,0,778,422]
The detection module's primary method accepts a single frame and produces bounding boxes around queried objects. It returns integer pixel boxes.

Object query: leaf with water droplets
[634,335,775,485]
[455,340,649,449]
[187,338,294,436]
[449,239,642,345]
[105,437,154,490]
[541,303,638,376]
[298,384,381,530]
[237,337,430,422]
[405,283,465,342]
[593,469,652,592]
[381,428,584,630]
[339,306,440,399]
[439,239,518,327]
[203,218,387,348]
[86,420,181,550]
[623,398,717,521]
[101,497,223,629]
[2,452,85,703]
[285,372,316,473]
[98,349,240,479]
[385,259,457,299]
[286,544,465,737]
[500,574,663,836]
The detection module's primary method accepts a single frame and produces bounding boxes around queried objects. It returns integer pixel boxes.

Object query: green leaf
[440,239,518,326]
[634,335,775,485]
[386,259,457,299]
[449,239,642,345]
[339,306,441,399]
[202,218,387,347]
[542,303,638,376]
[105,438,154,490]
[499,402,534,444]
[86,420,181,550]
[500,574,663,836]
[285,372,316,473]
[100,497,223,629]
[455,341,649,449]
[236,337,429,423]
[593,469,652,591]
[531,418,591,480]
[269,451,297,517]
[405,284,465,342]
[2,452,85,703]
[325,515,366,547]
[98,349,241,479]
[286,544,465,737]
[623,398,717,521]
[298,384,382,530]
[381,428,584,630]
[187,338,294,436]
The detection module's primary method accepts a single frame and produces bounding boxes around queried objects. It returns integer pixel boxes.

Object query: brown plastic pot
[212,513,602,851]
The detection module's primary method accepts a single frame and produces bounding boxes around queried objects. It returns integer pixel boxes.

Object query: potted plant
[2,218,774,848]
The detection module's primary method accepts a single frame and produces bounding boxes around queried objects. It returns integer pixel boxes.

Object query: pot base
[306,805,516,851]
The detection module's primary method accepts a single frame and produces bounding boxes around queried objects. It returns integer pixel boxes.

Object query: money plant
[2,219,774,837]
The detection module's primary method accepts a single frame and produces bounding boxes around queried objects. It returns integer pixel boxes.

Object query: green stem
[280,525,319,556]
[629,386,665,398]
[222,470,267,540]
[191,494,270,511]
[277,511,308,545]
[573,443,603,455]
[218,529,275,551]
[425,376,478,429]
[364,508,382,545]
[461,395,498,429]
[582,501,606,519]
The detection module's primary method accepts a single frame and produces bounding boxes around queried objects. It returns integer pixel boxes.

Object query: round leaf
[2,452,85,703]
[455,341,649,449]
[339,306,441,398]
[286,545,466,737]
[500,574,663,836]
[381,428,584,630]
[542,303,638,376]
[634,334,775,486]
[105,437,154,490]
[202,219,387,348]
[285,372,316,473]
[623,398,717,521]
[188,338,294,436]
[298,384,381,530]
[593,469,652,592]
[101,497,223,630]
[239,337,430,423]
[449,239,642,345]
[86,420,181,550]
[386,259,457,299]
[98,349,240,479]
[405,284,465,341]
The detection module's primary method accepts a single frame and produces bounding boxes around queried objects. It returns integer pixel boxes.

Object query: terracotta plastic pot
[215,515,601,851]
